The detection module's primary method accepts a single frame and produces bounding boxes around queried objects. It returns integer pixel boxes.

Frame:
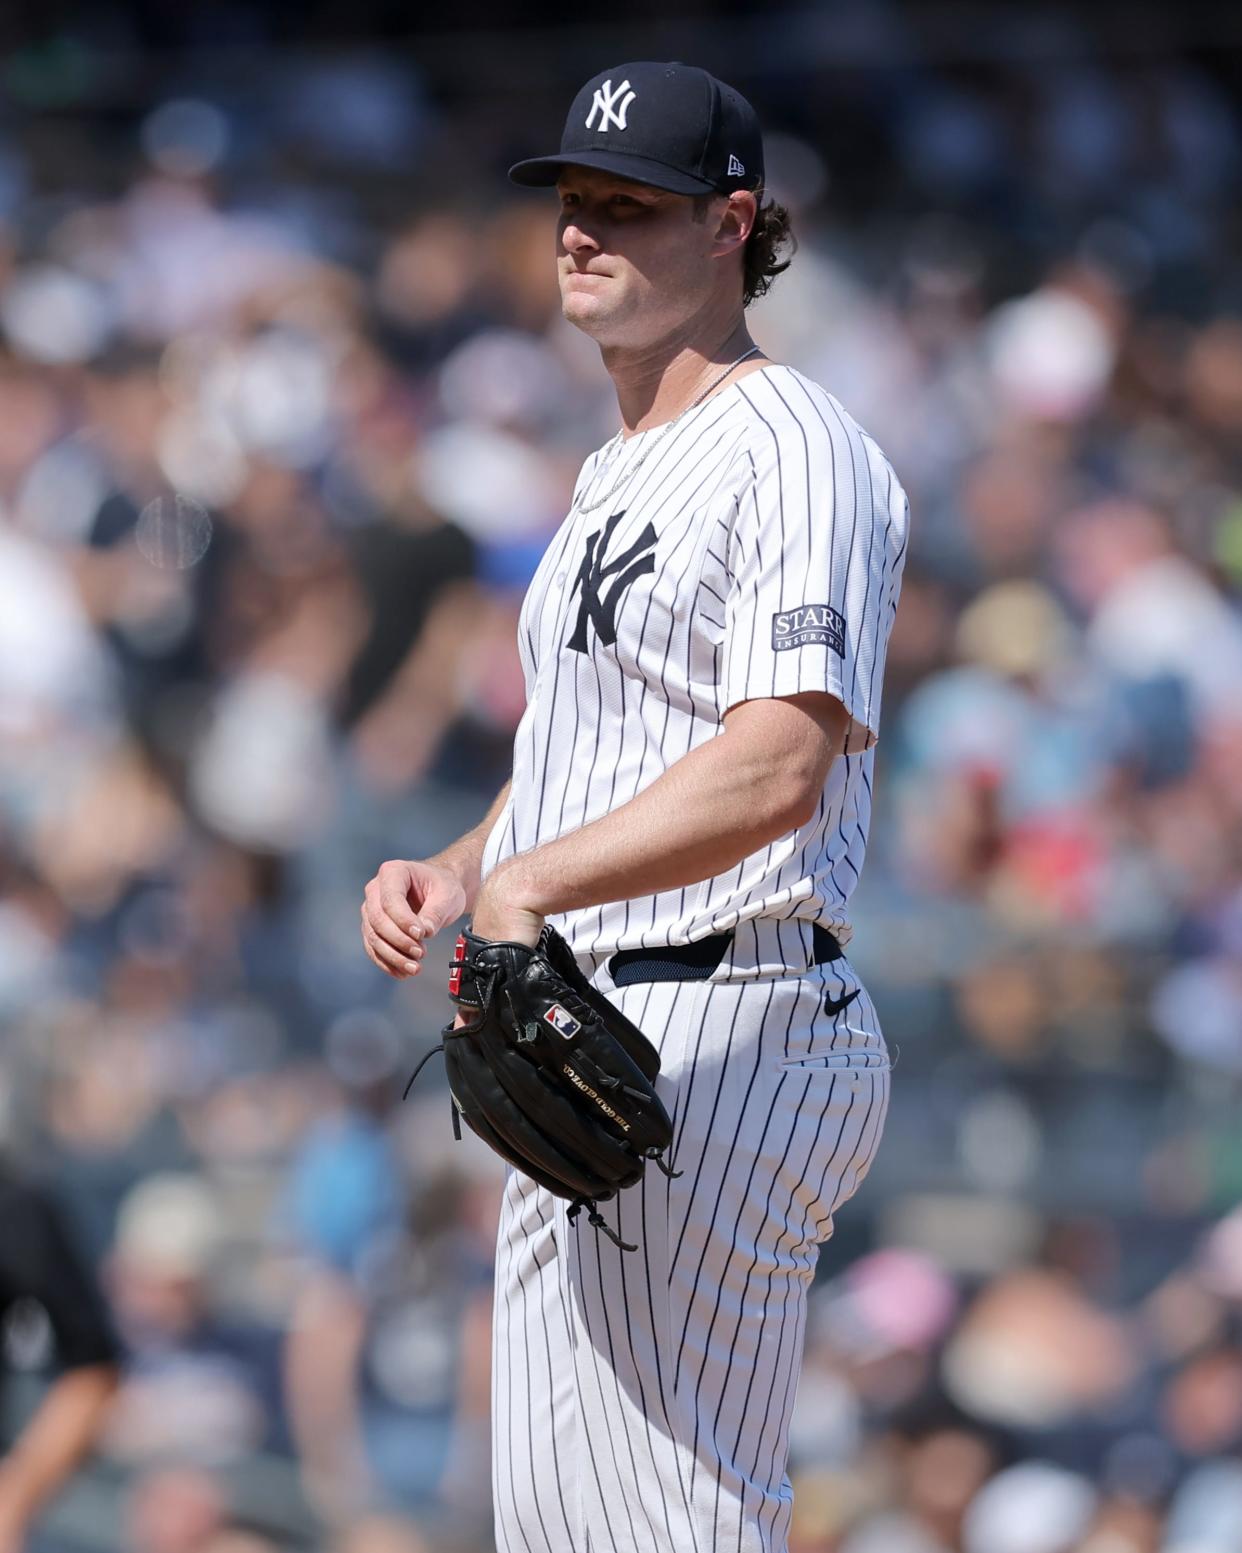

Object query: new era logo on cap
[728,154,745,177]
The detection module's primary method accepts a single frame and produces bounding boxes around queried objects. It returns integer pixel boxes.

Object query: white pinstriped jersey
[479,363,909,974]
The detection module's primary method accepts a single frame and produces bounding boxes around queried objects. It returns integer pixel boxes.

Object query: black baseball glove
[407,923,676,1249]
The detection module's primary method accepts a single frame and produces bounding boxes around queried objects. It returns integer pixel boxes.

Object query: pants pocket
[777,1051,891,1071]
[793,1066,890,1238]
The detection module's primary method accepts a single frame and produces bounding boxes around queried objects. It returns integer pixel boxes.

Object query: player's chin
[561,297,638,347]
[560,291,607,330]
[560,279,623,324]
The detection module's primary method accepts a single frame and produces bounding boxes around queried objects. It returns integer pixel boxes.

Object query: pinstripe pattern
[491,972,889,1553]
[480,364,909,981]
[483,363,905,1551]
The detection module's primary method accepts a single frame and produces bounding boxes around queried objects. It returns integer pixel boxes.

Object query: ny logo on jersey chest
[566,510,657,654]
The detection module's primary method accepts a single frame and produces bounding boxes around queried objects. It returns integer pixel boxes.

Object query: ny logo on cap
[585,78,636,133]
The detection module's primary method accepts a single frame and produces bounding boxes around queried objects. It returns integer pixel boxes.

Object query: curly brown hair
[742,194,795,307]
[692,190,796,307]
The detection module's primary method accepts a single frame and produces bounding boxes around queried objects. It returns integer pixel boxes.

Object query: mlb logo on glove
[543,1004,582,1039]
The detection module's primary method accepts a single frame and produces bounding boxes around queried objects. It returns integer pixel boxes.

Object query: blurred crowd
[0,4,1241,1551]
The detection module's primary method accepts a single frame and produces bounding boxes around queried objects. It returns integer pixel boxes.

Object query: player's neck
[603,316,762,438]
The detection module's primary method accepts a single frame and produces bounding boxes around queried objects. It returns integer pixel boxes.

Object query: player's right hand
[360,859,467,979]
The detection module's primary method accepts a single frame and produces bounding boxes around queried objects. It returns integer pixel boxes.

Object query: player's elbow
[755,746,830,834]
[730,741,824,837]
[770,768,824,833]
[724,692,844,835]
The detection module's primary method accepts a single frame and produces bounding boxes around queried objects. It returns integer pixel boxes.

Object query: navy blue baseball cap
[509,61,764,197]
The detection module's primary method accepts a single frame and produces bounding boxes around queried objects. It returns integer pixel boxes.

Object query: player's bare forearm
[489,693,848,920]
[429,778,512,912]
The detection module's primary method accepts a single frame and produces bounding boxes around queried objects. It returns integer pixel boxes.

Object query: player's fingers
[359,921,399,976]
[366,872,425,953]
[361,917,421,978]
[360,900,423,965]
[364,903,426,961]
[375,863,425,940]
[416,876,466,938]
[358,900,422,969]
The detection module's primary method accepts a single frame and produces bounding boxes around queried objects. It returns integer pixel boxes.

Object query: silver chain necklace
[574,345,762,515]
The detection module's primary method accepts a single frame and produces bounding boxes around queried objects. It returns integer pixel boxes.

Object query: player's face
[555,167,726,348]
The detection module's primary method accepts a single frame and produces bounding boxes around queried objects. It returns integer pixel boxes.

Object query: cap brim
[508,150,717,196]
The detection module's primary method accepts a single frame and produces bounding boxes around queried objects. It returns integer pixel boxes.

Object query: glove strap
[567,1198,638,1253]
[647,1148,682,1180]
[447,930,494,1008]
[402,1043,445,1101]
[447,927,537,1009]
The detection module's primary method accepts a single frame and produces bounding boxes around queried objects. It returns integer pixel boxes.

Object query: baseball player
[361,60,909,1553]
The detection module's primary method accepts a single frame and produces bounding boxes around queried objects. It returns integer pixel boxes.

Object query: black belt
[608,922,843,987]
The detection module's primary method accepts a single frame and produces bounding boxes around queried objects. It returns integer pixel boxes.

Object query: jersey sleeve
[720,389,908,752]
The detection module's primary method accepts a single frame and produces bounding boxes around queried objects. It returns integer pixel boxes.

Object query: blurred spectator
[332,1515,432,1553]
[103,1175,278,1467]
[125,1466,228,1553]
[0,6,1238,1550]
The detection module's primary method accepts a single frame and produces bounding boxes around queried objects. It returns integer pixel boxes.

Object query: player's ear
[713,191,756,255]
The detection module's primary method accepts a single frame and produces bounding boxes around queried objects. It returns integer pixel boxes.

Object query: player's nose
[558,214,600,256]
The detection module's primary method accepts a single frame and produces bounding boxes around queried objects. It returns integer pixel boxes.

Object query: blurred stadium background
[1,2,1241,1550]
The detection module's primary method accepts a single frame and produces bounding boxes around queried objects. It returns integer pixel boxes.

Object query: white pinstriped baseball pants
[491,964,890,1553]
